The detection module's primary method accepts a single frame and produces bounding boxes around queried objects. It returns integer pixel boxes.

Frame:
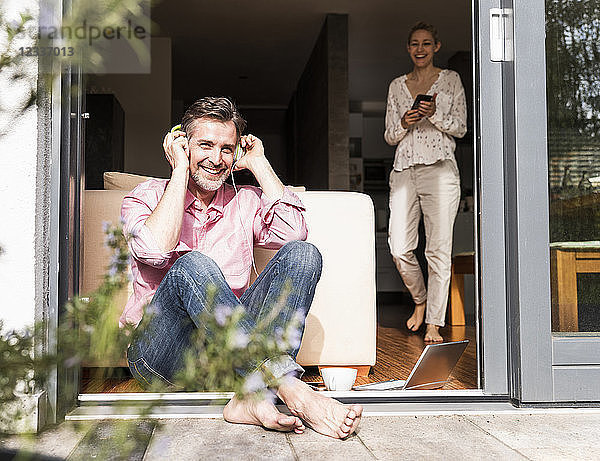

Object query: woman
[384,22,467,342]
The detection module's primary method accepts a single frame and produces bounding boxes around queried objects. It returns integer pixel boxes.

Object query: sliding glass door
[545,0,600,401]
[495,0,600,403]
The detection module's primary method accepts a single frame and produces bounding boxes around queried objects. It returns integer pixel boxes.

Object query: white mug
[321,367,357,391]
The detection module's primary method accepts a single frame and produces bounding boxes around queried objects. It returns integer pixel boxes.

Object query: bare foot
[424,324,443,342]
[407,302,426,331]
[223,395,305,433]
[277,377,362,439]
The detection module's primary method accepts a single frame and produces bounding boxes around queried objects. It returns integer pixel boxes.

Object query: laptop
[353,340,469,391]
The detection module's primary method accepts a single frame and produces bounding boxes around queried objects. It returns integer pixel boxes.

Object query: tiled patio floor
[3,411,600,460]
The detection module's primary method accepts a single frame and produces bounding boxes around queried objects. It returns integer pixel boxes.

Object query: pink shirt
[120,179,308,327]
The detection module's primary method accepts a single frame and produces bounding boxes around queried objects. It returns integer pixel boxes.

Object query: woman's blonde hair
[407,22,440,44]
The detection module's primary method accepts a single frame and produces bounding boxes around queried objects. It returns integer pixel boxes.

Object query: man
[120,97,362,438]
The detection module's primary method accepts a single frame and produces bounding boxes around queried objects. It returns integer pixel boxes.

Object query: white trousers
[388,160,460,326]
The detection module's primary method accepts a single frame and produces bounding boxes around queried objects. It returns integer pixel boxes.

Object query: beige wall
[88,37,172,178]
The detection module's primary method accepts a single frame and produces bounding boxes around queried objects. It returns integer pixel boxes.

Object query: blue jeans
[127,241,322,389]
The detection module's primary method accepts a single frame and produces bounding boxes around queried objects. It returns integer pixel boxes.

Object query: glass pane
[546,1,600,333]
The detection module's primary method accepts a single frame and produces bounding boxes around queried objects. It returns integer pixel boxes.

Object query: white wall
[0,113,38,332]
[0,0,39,333]
[88,37,172,178]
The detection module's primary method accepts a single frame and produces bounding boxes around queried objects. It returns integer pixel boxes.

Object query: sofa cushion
[103,172,162,191]
[81,190,132,367]
[103,171,307,193]
[82,190,132,300]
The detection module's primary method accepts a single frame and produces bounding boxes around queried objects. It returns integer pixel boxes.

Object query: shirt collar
[207,186,225,216]
[184,188,196,210]
[184,186,225,217]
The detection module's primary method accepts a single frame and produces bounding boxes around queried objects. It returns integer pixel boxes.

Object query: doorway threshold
[67,390,513,421]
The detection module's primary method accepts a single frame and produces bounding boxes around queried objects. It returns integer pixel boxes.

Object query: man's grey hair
[181,96,246,140]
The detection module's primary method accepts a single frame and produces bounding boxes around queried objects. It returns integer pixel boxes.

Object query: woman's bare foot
[277,377,362,439]
[424,324,443,342]
[407,302,426,331]
[223,395,305,433]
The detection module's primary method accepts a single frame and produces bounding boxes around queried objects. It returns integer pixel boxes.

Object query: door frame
[49,0,534,420]
[500,0,554,403]
[475,0,511,396]
[46,0,86,422]
[510,0,600,403]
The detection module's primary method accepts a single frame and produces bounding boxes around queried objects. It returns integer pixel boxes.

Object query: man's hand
[233,134,264,172]
[163,129,189,172]
[234,134,284,200]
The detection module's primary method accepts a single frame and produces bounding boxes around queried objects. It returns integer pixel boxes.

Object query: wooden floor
[303,299,477,390]
[81,296,478,393]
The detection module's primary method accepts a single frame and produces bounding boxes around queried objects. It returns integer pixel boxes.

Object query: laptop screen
[404,340,469,390]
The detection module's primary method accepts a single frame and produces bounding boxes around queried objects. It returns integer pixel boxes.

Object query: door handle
[490,8,514,62]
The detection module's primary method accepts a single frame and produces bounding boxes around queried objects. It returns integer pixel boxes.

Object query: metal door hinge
[490,8,513,62]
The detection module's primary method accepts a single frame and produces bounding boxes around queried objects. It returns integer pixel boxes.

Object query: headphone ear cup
[234,144,244,163]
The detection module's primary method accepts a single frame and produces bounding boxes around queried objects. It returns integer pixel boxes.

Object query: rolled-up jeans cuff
[259,355,305,385]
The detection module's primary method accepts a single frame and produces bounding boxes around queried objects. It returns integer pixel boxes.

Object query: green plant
[546,0,600,139]
[0,0,153,138]
[0,322,49,431]
[1,220,302,454]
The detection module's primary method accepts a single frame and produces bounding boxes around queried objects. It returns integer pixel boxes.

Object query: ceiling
[152,0,471,107]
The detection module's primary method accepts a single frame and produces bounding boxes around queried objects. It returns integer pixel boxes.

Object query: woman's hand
[401,109,423,129]
[162,130,189,172]
[417,93,437,118]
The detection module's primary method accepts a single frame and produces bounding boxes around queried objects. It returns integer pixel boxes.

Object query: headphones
[170,123,257,276]
[171,124,245,166]
[233,143,245,164]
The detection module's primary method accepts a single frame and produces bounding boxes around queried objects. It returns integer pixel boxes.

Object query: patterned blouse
[384,69,467,171]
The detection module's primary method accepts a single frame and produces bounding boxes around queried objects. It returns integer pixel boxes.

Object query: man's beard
[191,167,230,192]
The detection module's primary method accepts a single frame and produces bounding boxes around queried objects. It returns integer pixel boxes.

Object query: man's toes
[262,414,296,431]
[351,405,363,418]
[276,414,299,428]
[337,426,350,438]
[349,406,363,432]
[340,421,353,435]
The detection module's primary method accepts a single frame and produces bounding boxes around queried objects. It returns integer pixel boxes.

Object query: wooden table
[550,243,600,331]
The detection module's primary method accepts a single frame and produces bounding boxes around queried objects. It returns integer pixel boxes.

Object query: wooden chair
[550,242,600,331]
